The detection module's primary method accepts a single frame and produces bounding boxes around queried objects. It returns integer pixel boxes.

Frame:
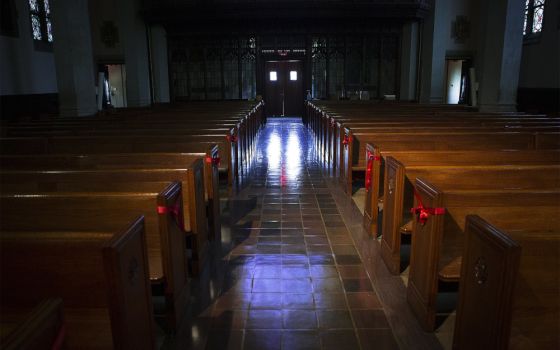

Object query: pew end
[0,298,65,350]
[453,215,560,349]
[0,216,156,349]
[156,182,190,329]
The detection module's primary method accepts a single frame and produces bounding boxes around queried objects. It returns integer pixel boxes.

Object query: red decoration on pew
[411,189,446,226]
[342,135,351,147]
[51,324,66,350]
[157,198,185,231]
[226,135,238,143]
[364,152,381,193]
[206,156,221,165]
[330,119,336,128]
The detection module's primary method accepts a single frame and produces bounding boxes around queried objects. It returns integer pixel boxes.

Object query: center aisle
[163,117,399,349]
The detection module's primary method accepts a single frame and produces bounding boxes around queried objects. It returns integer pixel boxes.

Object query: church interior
[0,0,559,349]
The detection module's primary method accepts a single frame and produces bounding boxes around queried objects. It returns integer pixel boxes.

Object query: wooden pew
[0,135,239,185]
[0,183,190,329]
[379,161,560,274]
[323,121,560,167]
[1,299,65,349]
[341,131,549,194]
[0,217,155,349]
[0,150,222,242]
[362,148,560,237]
[453,215,559,349]
[406,178,560,331]
[306,100,557,167]
[0,164,208,257]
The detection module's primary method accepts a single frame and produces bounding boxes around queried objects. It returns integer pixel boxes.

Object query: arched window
[29,0,53,43]
[523,0,545,36]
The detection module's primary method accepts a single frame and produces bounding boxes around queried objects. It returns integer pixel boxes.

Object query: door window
[290,71,298,81]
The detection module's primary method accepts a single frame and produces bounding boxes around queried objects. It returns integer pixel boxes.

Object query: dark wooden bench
[0,217,155,349]
[406,178,560,331]
[0,161,207,250]
[362,148,560,238]
[342,130,556,193]
[322,119,559,167]
[453,215,559,349]
[0,298,65,349]
[379,161,560,275]
[0,135,239,185]
[0,183,190,329]
[0,150,221,242]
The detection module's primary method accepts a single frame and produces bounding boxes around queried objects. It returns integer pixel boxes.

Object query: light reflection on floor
[160,117,398,350]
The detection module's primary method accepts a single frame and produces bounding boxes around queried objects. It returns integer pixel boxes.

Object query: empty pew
[0,183,190,329]
[0,164,208,256]
[453,215,559,349]
[0,150,222,242]
[341,129,559,193]
[376,159,560,275]
[0,298,65,349]
[0,135,238,185]
[406,178,560,331]
[324,121,560,167]
[0,217,155,349]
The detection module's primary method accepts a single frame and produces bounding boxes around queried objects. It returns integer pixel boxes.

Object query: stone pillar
[150,25,170,104]
[419,0,447,104]
[51,0,97,117]
[119,0,152,107]
[400,21,420,101]
[476,0,525,112]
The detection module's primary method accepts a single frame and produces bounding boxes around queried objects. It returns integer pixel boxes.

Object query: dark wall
[0,94,59,120]
[517,88,560,117]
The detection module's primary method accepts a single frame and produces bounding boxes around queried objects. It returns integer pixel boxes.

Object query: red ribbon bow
[157,198,185,231]
[342,135,351,146]
[364,152,380,193]
[226,135,238,143]
[410,190,445,226]
[206,156,221,165]
[51,324,66,350]
[330,119,336,127]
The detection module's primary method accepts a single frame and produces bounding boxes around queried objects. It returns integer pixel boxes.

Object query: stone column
[118,0,152,107]
[51,0,97,117]
[419,0,447,104]
[150,25,170,104]
[400,21,420,101]
[476,0,525,112]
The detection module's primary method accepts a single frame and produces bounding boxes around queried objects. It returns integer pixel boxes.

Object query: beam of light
[285,127,302,184]
[267,131,281,172]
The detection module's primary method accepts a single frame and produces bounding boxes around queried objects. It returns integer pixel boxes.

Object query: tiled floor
[161,118,399,349]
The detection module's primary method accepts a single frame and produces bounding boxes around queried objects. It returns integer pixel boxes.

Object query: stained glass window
[28,0,53,43]
[31,14,42,40]
[524,0,545,36]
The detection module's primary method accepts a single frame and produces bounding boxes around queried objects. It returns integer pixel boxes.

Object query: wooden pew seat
[453,215,560,349]
[0,217,155,349]
[406,178,560,332]
[0,299,64,349]
[0,182,190,329]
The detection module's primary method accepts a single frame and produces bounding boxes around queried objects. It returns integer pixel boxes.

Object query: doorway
[264,60,303,117]
[445,58,471,105]
[98,64,127,109]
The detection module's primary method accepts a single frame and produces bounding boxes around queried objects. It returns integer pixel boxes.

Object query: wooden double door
[264,60,303,117]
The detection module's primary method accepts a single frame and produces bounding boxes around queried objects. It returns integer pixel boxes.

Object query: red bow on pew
[205,156,221,165]
[342,135,351,146]
[51,324,66,350]
[157,198,185,231]
[410,189,445,226]
[226,135,238,143]
[364,152,381,193]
